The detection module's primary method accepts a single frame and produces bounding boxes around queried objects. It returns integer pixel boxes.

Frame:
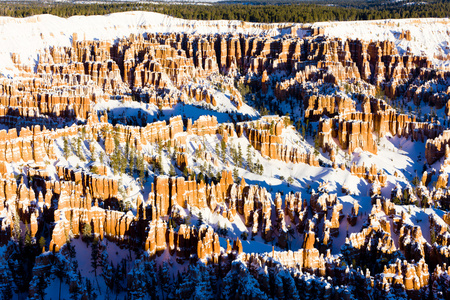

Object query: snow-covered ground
[0,12,449,75]
[315,18,450,67]
[0,11,288,76]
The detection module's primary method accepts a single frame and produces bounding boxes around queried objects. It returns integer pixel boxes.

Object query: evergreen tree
[246,144,253,171]
[193,268,214,300]
[237,144,243,167]
[69,282,81,300]
[169,164,176,177]
[215,143,220,158]
[63,137,70,159]
[113,262,124,294]
[129,148,135,175]
[159,262,172,300]
[89,141,96,162]
[257,159,264,175]
[137,154,146,184]
[274,274,285,300]
[86,278,97,300]
[91,238,100,277]
[314,133,320,156]
[220,140,227,161]
[101,247,114,293]
[51,254,65,300]
[236,264,268,299]
[176,264,199,298]
[279,270,299,300]
[35,275,47,300]
[82,223,92,241]
[128,268,146,299]
[221,270,237,299]
[233,168,239,182]
[12,209,21,243]
[76,136,85,161]
[197,212,204,227]
[38,236,46,252]
[0,261,13,300]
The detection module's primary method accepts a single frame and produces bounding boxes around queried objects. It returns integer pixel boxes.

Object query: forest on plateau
[0,0,448,22]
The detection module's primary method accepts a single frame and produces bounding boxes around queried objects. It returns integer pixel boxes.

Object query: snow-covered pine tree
[193,267,214,300]
[221,269,237,299]
[0,261,13,300]
[274,273,285,300]
[277,269,299,300]
[207,265,218,296]
[33,274,47,300]
[127,266,147,299]
[175,264,199,298]
[85,278,97,300]
[235,261,269,299]
[101,247,114,292]
[160,262,173,299]
[197,212,204,227]
[91,239,100,277]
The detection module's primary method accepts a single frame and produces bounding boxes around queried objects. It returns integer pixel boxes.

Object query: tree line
[0,1,448,22]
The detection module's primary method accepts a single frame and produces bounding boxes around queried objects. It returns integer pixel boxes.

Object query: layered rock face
[319,96,442,155]
[236,116,319,166]
[3,19,450,300]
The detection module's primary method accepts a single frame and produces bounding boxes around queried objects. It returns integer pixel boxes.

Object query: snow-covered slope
[314,18,450,67]
[0,11,288,75]
[1,12,450,74]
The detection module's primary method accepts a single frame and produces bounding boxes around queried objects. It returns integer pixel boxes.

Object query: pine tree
[120,151,127,174]
[129,148,135,175]
[91,238,100,277]
[35,274,47,300]
[197,212,204,227]
[76,136,85,161]
[111,147,123,175]
[12,209,21,243]
[89,141,96,162]
[113,262,124,294]
[246,144,253,171]
[128,267,146,299]
[274,274,285,300]
[233,168,239,182]
[69,282,81,300]
[39,236,46,252]
[237,144,243,167]
[257,159,264,175]
[137,154,145,184]
[160,262,172,300]
[63,136,70,159]
[237,265,268,299]
[215,143,220,158]
[220,139,227,161]
[176,264,199,298]
[169,164,176,177]
[221,270,237,299]
[51,254,65,300]
[280,271,299,300]
[193,268,214,300]
[101,247,115,294]
[314,133,320,156]
[86,278,97,300]
[82,223,92,241]
[0,261,13,300]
